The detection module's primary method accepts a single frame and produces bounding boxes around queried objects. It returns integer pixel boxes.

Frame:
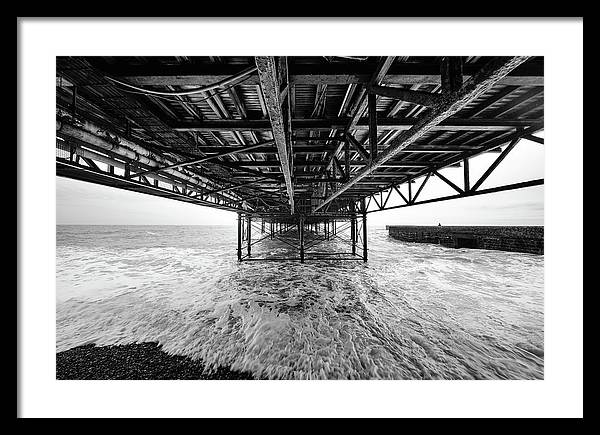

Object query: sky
[56,135,544,227]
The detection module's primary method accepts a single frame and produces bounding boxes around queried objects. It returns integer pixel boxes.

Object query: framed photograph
[18,17,583,419]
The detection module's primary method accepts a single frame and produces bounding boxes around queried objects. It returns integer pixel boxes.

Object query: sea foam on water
[56,225,544,380]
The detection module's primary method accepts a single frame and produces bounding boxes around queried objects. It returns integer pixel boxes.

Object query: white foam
[56,226,544,379]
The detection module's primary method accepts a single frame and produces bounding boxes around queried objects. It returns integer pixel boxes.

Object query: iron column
[247,215,252,257]
[350,202,356,256]
[299,216,305,263]
[237,213,242,261]
[362,198,368,262]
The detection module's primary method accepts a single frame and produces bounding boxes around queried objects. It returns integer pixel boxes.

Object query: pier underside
[56,56,544,261]
[237,208,368,262]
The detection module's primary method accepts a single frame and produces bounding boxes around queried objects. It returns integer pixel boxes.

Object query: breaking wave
[56,225,544,379]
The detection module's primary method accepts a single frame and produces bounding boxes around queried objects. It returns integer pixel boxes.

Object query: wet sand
[56,342,256,380]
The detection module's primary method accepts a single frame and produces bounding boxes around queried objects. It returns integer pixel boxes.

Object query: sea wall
[386,226,544,254]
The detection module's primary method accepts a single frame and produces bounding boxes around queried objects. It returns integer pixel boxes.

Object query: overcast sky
[56,135,544,227]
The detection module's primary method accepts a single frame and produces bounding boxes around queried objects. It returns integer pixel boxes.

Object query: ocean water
[56,225,544,380]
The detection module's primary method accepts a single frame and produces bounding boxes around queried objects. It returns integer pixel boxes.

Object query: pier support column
[247,216,252,257]
[299,217,305,263]
[350,203,357,256]
[237,213,242,262]
[463,158,470,192]
[362,198,368,262]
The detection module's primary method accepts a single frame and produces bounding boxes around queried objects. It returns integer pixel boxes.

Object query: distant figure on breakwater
[438,223,442,226]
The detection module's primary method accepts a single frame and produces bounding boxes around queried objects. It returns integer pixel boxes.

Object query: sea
[56,225,544,380]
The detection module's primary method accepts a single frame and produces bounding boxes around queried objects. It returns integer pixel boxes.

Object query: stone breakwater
[386,226,543,254]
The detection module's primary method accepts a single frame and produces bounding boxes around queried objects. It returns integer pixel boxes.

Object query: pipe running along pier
[56,56,544,262]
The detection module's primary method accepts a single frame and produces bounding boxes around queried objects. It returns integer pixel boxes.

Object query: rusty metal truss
[56,56,544,262]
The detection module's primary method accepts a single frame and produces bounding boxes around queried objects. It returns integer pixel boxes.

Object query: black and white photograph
[18,18,583,418]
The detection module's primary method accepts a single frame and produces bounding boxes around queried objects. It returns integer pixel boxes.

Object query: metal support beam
[313,56,531,212]
[463,158,470,192]
[321,57,396,178]
[392,185,409,204]
[237,213,242,261]
[57,159,238,212]
[299,216,305,263]
[471,138,520,191]
[368,93,378,162]
[347,57,397,131]
[441,57,464,93]
[193,177,270,198]
[129,140,275,179]
[368,84,442,107]
[247,215,252,257]
[255,56,295,213]
[350,202,357,255]
[344,141,350,180]
[362,198,368,262]
[368,178,544,213]
[345,132,370,161]
[109,61,544,87]
[172,117,537,133]
[71,86,77,117]
[524,134,544,145]
[381,123,542,200]
[434,169,464,194]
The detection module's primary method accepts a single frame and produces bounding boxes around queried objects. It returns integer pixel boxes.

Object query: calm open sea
[56,225,544,379]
